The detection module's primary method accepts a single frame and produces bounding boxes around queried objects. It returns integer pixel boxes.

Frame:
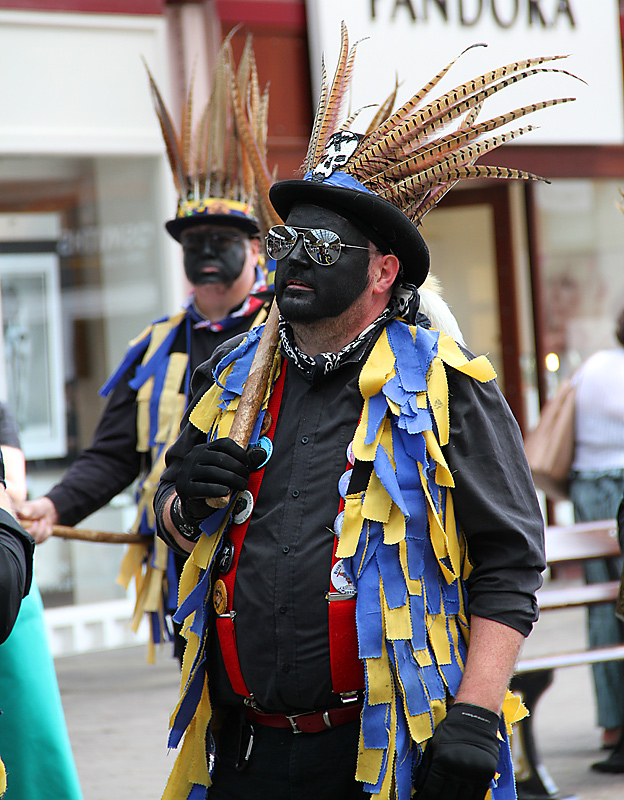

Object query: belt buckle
[286,714,302,734]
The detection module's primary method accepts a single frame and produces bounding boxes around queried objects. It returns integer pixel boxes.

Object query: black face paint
[275,205,371,323]
[181,226,248,286]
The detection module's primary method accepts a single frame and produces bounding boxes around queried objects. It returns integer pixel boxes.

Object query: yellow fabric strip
[362,470,392,524]
[156,352,188,444]
[359,327,394,399]
[423,430,454,488]
[428,611,453,667]
[427,357,450,446]
[336,494,365,559]
[365,639,394,706]
[117,542,147,591]
[436,332,497,382]
[383,501,406,546]
[381,582,412,641]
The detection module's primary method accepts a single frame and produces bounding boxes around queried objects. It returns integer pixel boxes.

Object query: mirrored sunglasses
[265,225,369,266]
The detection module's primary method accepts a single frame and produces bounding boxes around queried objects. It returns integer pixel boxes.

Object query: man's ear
[371,253,400,295]
[249,236,261,257]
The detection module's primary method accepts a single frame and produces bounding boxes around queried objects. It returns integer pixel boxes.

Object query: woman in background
[0,401,83,800]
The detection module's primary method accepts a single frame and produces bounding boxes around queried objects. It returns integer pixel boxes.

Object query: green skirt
[0,578,83,799]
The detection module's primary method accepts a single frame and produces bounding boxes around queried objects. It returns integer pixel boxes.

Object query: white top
[572,347,624,471]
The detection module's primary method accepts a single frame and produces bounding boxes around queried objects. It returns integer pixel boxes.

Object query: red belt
[245,702,362,734]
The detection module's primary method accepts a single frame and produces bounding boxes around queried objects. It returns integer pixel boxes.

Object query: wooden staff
[206,299,280,509]
[21,519,144,545]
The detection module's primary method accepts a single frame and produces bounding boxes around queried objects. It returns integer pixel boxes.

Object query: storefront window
[0,154,169,606]
[535,179,624,394]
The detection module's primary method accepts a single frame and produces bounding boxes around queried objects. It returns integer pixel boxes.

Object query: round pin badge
[333,510,344,537]
[346,441,355,466]
[218,539,235,574]
[338,470,351,499]
[213,579,228,615]
[253,436,273,469]
[331,560,356,597]
[232,490,254,524]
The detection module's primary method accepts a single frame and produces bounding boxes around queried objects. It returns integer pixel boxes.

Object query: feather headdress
[145,32,273,241]
[271,22,580,286]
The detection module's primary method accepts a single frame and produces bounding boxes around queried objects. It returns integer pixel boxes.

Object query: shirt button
[282,546,290,554]
[301,436,309,444]
[292,490,299,498]
[282,664,291,673]
[279,606,287,614]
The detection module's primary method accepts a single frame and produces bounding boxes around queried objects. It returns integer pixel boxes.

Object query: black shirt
[156,327,545,714]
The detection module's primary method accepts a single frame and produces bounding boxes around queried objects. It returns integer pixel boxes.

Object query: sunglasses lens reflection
[266,226,344,265]
[303,229,341,266]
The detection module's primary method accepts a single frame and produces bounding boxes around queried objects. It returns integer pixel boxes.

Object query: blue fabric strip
[128,322,183,391]
[356,564,384,659]
[361,699,389,750]
[376,544,407,610]
[99,335,151,397]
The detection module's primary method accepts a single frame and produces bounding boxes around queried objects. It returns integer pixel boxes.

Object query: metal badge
[331,560,356,597]
[232,490,254,524]
[213,579,228,615]
[218,539,235,574]
[254,436,273,469]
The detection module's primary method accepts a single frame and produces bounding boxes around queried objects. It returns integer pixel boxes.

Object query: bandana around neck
[278,286,415,382]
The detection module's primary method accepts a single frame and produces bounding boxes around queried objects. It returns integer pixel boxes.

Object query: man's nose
[288,235,311,267]
[200,236,217,256]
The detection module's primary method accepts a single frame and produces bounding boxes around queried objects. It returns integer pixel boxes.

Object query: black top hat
[165,197,260,243]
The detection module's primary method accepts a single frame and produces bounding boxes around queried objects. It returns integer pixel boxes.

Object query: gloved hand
[175,438,265,522]
[412,702,501,800]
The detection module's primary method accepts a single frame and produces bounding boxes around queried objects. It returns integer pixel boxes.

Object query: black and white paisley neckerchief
[278,283,422,381]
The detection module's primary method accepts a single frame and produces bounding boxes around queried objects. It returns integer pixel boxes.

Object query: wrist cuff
[170,494,203,542]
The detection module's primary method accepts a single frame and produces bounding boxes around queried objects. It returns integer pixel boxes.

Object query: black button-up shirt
[156,329,545,714]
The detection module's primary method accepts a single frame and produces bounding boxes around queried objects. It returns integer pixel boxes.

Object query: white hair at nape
[418,275,466,347]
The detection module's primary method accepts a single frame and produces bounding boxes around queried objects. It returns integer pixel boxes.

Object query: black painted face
[275,205,372,323]
[181,224,248,287]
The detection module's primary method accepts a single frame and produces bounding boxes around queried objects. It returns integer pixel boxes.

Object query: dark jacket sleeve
[443,366,546,637]
[0,509,34,643]
[47,368,144,526]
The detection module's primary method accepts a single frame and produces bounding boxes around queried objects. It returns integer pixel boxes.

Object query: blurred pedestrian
[569,308,624,749]
[0,401,83,800]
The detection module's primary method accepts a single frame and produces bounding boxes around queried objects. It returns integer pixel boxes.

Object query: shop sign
[306,0,623,144]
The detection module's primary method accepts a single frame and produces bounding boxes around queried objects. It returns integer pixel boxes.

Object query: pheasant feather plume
[304,26,580,224]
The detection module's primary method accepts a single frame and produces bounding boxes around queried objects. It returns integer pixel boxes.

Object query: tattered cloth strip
[161,320,527,800]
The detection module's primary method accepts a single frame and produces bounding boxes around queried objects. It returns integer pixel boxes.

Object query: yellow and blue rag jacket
[161,318,527,800]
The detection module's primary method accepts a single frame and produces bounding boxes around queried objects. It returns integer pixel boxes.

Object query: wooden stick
[21,520,145,545]
[206,299,281,509]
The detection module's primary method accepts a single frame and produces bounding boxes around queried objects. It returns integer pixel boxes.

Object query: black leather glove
[175,438,265,523]
[412,702,501,800]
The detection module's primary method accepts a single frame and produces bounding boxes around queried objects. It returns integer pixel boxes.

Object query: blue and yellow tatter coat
[108,303,269,662]
[162,319,527,800]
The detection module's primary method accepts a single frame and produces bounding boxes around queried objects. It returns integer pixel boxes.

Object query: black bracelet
[169,494,203,542]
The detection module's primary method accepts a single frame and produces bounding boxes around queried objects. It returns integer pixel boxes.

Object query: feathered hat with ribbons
[270,22,579,287]
[146,33,275,242]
